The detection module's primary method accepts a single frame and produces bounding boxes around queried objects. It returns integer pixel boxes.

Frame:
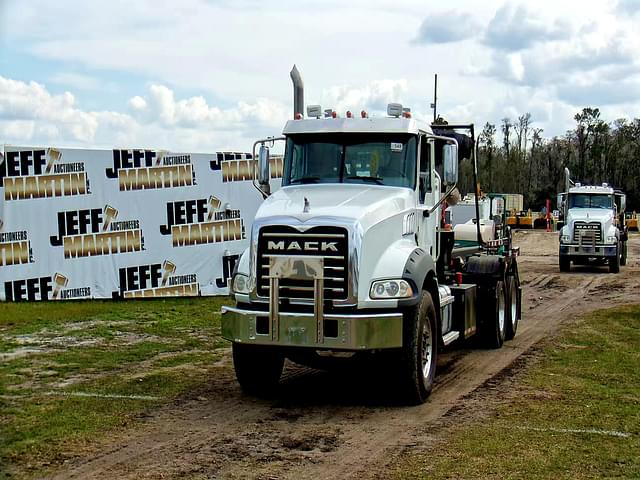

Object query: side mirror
[258,145,271,195]
[619,194,626,213]
[443,143,458,185]
[557,194,565,211]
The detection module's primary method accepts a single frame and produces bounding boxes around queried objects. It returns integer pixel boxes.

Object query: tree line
[450,108,640,212]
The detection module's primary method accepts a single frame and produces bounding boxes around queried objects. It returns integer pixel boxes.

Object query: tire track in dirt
[286,273,613,480]
[51,233,640,480]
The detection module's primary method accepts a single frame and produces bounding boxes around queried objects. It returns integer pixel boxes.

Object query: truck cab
[558,183,627,273]
[222,95,521,404]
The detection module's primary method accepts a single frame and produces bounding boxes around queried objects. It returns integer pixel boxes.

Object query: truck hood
[567,208,614,226]
[255,184,415,230]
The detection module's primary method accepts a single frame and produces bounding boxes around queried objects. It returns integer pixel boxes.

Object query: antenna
[430,74,438,123]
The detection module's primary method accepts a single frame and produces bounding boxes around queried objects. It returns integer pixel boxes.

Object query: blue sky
[1,0,639,152]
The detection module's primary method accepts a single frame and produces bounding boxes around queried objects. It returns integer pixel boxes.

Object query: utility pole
[430,74,437,123]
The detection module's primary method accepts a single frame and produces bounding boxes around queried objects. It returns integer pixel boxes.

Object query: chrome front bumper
[221,305,403,350]
[560,244,617,256]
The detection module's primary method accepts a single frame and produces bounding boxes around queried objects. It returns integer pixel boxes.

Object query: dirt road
[53,231,640,480]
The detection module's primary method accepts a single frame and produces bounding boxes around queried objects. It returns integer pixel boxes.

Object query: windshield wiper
[289,176,320,184]
[346,175,384,185]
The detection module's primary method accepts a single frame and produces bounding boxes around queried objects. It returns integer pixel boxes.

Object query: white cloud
[616,0,640,15]
[0,120,36,142]
[555,79,640,107]
[50,72,102,91]
[318,80,408,115]
[0,76,290,151]
[129,95,147,111]
[476,11,640,108]
[484,4,572,51]
[131,84,289,131]
[0,76,98,142]
[2,0,640,142]
[414,11,480,44]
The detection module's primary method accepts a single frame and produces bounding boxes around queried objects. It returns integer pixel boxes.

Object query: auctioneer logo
[0,148,90,201]
[4,272,91,301]
[106,149,195,191]
[113,260,199,298]
[159,195,245,247]
[0,218,34,267]
[50,205,144,259]
[209,152,283,182]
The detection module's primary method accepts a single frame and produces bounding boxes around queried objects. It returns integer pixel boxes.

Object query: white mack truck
[558,168,628,273]
[221,67,521,404]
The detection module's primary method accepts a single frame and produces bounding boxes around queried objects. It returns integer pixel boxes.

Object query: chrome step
[442,331,460,346]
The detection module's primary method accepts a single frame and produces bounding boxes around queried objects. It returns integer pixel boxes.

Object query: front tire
[620,241,627,266]
[232,343,284,396]
[559,254,571,272]
[399,291,438,405]
[610,245,620,273]
[482,280,507,349]
[505,275,519,341]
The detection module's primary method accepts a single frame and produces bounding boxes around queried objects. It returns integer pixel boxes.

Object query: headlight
[606,236,617,244]
[560,235,570,243]
[230,273,250,294]
[370,279,413,299]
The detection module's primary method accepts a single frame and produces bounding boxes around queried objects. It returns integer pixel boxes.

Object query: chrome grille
[574,222,602,243]
[257,226,348,300]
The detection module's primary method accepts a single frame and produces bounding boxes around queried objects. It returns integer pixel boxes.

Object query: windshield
[282,133,417,188]
[568,193,613,209]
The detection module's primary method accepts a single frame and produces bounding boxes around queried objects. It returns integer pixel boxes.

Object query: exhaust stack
[290,64,304,119]
[564,167,574,193]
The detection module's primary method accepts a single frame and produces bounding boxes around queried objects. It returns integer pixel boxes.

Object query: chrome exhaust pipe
[290,64,304,118]
[564,167,574,192]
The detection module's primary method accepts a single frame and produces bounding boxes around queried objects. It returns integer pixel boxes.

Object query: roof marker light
[346,110,352,118]
[332,110,337,118]
[361,110,368,118]
[387,103,403,117]
[294,112,303,120]
[307,105,322,118]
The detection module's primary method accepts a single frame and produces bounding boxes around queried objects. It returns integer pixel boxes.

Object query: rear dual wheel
[482,281,507,349]
[505,275,519,340]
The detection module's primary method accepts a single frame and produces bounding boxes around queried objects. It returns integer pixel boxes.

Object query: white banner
[0,145,281,301]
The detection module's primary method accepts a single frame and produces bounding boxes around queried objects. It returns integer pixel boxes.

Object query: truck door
[417,135,439,261]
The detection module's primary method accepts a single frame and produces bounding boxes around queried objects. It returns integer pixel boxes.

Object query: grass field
[0,297,231,478]
[393,305,640,479]
[2,300,639,479]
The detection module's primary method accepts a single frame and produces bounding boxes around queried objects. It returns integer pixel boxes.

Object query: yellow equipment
[627,212,638,231]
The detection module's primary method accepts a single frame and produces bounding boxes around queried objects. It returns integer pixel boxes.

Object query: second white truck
[558,168,628,273]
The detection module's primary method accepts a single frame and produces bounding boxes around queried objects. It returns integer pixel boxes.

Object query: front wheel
[559,255,571,272]
[399,291,438,405]
[232,343,284,396]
